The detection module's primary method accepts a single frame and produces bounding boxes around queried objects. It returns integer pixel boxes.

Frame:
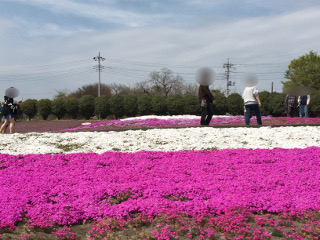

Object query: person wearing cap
[0,96,22,134]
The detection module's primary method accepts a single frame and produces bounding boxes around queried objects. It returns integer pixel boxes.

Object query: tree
[227,93,243,115]
[138,95,153,116]
[65,98,79,119]
[79,95,95,120]
[183,94,200,115]
[69,83,112,98]
[269,92,286,117]
[309,91,320,117]
[20,99,37,121]
[37,99,52,120]
[149,68,184,97]
[212,90,228,115]
[124,95,138,117]
[166,94,185,115]
[134,80,152,95]
[151,95,167,115]
[259,91,271,116]
[110,83,131,95]
[52,98,66,120]
[284,51,320,90]
[109,94,125,119]
[94,96,110,119]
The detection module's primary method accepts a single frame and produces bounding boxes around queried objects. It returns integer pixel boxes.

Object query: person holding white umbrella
[0,87,22,134]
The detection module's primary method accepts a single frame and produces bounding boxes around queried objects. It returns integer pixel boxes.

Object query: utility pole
[93,52,105,97]
[223,58,235,96]
[271,82,274,93]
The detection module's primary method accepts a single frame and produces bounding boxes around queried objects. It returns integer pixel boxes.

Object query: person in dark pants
[242,86,262,125]
[285,95,297,117]
[198,85,216,126]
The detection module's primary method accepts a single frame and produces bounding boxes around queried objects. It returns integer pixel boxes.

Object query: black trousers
[201,103,213,126]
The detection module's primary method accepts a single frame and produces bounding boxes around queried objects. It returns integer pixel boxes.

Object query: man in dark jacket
[198,85,216,126]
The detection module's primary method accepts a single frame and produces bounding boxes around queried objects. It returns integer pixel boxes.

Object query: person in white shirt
[298,95,310,118]
[242,74,262,125]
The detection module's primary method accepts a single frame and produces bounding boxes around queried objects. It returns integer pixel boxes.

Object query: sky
[0,0,320,100]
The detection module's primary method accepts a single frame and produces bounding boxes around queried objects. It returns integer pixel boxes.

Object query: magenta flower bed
[59,116,320,132]
[1,147,320,228]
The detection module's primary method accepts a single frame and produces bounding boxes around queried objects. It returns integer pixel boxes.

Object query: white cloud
[0,6,320,99]
[6,0,168,27]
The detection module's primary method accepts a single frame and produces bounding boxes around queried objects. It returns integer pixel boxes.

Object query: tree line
[17,90,320,121]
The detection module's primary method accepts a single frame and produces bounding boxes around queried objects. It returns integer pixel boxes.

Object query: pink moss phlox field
[59,116,320,132]
[1,147,320,228]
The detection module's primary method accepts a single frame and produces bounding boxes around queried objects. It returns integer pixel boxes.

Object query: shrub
[20,99,37,121]
[151,95,167,115]
[212,90,228,115]
[51,98,66,120]
[124,95,138,117]
[183,94,200,115]
[94,96,110,119]
[65,98,79,119]
[79,95,95,120]
[37,99,52,120]
[227,93,243,115]
[269,92,286,117]
[310,91,320,117]
[259,91,271,116]
[109,94,125,119]
[166,94,184,115]
[138,95,153,116]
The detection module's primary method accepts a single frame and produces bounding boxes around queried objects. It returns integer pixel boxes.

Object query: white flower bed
[1,126,319,155]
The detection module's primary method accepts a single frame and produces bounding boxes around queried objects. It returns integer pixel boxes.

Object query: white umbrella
[5,87,20,98]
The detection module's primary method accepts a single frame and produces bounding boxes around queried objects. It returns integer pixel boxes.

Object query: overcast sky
[1,0,320,99]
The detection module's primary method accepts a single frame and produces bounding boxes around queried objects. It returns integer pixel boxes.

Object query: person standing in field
[298,95,310,118]
[285,95,297,117]
[242,74,262,125]
[196,67,217,126]
[198,85,216,126]
[0,96,22,134]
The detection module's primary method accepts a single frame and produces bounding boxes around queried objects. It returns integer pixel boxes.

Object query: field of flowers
[1,115,320,239]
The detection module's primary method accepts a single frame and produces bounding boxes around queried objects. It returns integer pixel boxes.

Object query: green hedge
[19,91,320,120]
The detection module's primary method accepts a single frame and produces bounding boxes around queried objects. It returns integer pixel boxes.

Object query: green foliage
[284,51,320,90]
[79,95,95,120]
[183,94,200,115]
[138,95,153,115]
[20,99,37,121]
[124,95,138,117]
[94,96,110,119]
[51,98,66,120]
[65,98,79,119]
[166,94,184,115]
[109,94,125,119]
[269,92,286,117]
[212,90,228,115]
[227,93,243,115]
[37,99,52,120]
[259,91,271,116]
[310,91,320,117]
[151,95,167,115]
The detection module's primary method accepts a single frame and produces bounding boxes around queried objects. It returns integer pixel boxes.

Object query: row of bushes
[17,90,320,121]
